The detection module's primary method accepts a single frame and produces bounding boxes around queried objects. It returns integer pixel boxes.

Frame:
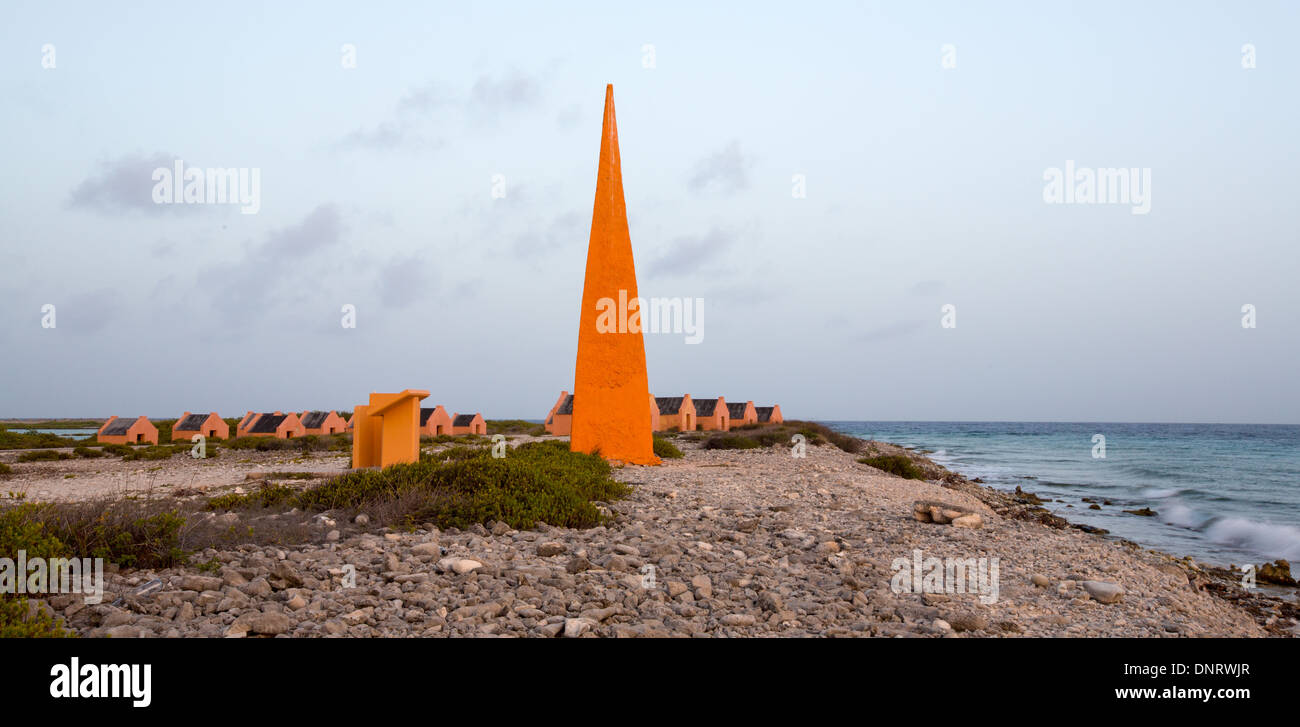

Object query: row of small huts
[543,392,783,435]
[95,407,487,445]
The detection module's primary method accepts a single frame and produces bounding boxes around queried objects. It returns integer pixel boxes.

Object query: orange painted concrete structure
[351,390,429,468]
[547,392,659,437]
[172,412,228,441]
[654,395,696,432]
[756,405,783,424]
[300,410,347,435]
[237,411,306,439]
[694,397,730,431]
[726,401,759,428]
[451,412,486,436]
[419,405,453,436]
[97,416,158,445]
[570,85,658,465]
[544,392,574,436]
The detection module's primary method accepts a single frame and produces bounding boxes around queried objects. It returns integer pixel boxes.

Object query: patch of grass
[486,419,547,436]
[207,482,298,510]
[17,449,71,463]
[121,444,188,461]
[1,598,74,638]
[703,434,762,450]
[0,463,11,477]
[0,500,187,570]
[857,454,925,480]
[72,446,106,459]
[221,434,350,453]
[213,439,626,531]
[653,436,684,459]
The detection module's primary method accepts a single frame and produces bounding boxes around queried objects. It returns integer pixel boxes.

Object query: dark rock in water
[1124,507,1158,517]
[1088,504,1101,510]
[1073,524,1110,535]
[1013,486,1044,505]
[1256,560,1295,586]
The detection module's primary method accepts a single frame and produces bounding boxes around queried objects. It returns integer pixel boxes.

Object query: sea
[826,421,1300,568]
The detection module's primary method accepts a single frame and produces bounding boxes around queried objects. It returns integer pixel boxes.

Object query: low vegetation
[0,428,90,450]
[486,419,547,436]
[857,454,926,480]
[209,440,627,531]
[653,436,684,459]
[698,420,863,454]
[221,434,349,453]
[17,449,71,463]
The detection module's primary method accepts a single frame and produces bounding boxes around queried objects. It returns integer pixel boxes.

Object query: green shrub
[0,428,84,451]
[486,419,546,436]
[17,449,69,462]
[100,444,132,457]
[73,446,106,459]
[653,437,684,459]
[222,434,349,453]
[207,483,298,511]
[0,500,187,570]
[0,598,74,638]
[0,463,11,476]
[857,454,925,480]
[217,439,627,531]
[704,434,761,450]
[121,445,186,461]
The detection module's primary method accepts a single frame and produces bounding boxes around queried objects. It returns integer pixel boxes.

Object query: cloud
[375,256,428,309]
[909,280,945,296]
[200,204,345,320]
[688,141,753,195]
[67,152,178,214]
[854,319,925,343]
[336,70,547,151]
[512,211,583,258]
[646,228,736,278]
[469,70,542,114]
[55,289,121,335]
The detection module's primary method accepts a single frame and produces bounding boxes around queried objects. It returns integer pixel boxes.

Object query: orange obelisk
[570,84,659,465]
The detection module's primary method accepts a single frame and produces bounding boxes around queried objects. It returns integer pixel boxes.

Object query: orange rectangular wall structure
[727,401,758,427]
[648,393,660,432]
[238,411,306,439]
[755,405,783,424]
[97,416,159,445]
[451,413,486,435]
[654,395,696,432]
[693,397,729,431]
[544,392,573,436]
[352,390,429,468]
[570,85,658,465]
[172,411,229,441]
[301,411,347,435]
[419,405,453,436]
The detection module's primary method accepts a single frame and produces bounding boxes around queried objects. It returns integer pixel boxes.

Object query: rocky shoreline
[15,434,1298,638]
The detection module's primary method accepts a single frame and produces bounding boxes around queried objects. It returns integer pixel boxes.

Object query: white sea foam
[1204,517,1300,561]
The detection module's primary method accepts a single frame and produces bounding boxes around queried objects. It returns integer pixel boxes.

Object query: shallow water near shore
[828,421,1300,568]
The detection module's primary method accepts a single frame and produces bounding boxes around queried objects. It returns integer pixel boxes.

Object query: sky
[0,1,1297,423]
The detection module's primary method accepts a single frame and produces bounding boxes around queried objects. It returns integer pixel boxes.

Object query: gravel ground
[18,436,1298,638]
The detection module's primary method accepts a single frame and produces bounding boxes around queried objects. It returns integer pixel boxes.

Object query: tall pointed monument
[570,85,659,465]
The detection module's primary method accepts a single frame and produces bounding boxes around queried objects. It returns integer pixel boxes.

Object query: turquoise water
[827,422,1300,567]
[10,428,100,438]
